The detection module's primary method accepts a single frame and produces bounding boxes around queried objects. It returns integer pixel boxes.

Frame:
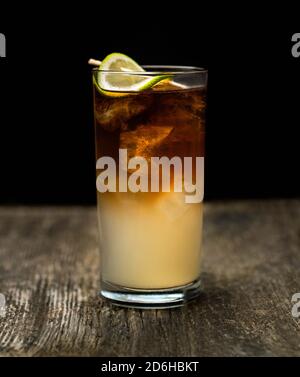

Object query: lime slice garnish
[93,76,129,97]
[96,53,170,94]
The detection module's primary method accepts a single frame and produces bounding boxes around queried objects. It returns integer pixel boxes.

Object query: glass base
[100,278,202,309]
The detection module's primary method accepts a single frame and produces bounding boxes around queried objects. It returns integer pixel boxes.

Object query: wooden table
[0,201,299,356]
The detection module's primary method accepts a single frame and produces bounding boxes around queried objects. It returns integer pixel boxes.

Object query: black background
[0,11,299,204]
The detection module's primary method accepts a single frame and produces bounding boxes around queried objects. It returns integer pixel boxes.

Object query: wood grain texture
[0,201,300,356]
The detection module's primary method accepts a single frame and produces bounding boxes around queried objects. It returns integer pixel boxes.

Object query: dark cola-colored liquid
[94,86,206,165]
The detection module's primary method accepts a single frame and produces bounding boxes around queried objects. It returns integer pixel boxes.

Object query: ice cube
[147,90,206,128]
[120,125,173,160]
[94,94,153,132]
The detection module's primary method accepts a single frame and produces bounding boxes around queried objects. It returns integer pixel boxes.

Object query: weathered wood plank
[0,201,299,356]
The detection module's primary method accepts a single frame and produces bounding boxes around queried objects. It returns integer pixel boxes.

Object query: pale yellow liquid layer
[97,192,203,289]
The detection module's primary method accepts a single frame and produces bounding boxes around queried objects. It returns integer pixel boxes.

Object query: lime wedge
[93,76,129,97]
[96,53,170,94]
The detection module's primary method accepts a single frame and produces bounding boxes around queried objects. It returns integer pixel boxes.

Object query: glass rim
[93,65,207,75]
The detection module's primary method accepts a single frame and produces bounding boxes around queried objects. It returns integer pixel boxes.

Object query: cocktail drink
[92,54,207,307]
